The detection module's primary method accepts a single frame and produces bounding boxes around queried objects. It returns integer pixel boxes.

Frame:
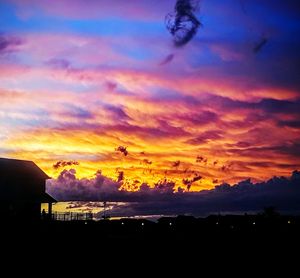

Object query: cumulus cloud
[47,169,300,217]
[47,169,122,201]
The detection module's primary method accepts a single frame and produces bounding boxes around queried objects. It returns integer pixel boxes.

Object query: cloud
[182,174,202,191]
[1,0,300,189]
[159,54,175,66]
[278,120,300,128]
[171,160,181,168]
[45,58,71,69]
[117,171,124,182]
[186,130,223,145]
[142,159,152,165]
[47,169,300,217]
[115,146,128,156]
[8,0,172,20]
[165,0,202,47]
[253,36,268,53]
[195,156,207,164]
[226,142,300,159]
[0,34,23,55]
[47,169,122,201]
[178,111,219,126]
[53,160,80,169]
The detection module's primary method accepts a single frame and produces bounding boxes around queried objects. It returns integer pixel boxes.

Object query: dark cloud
[182,174,202,191]
[153,179,176,193]
[196,155,207,164]
[53,160,80,170]
[159,54,175,65]
[115,146,128,156]
[273,142,300,157]
[0,34,23,55]
[165,0,202,47]
[212,178,219,184]
[110,170,300,217]
[204,94,300,116]
[278,120,300,128]
[105,106,131,122]
[227,142,300,159]
[256,98,300,114]
[253,36,268,53]
[186,130,223,145]
[142,159,152,165]
[220,163,233,172]
[47,169,300,216]
[179,111,219,126]
[171,160,181,168]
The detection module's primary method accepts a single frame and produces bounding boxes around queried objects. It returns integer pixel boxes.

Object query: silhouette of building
[0,158,56,221]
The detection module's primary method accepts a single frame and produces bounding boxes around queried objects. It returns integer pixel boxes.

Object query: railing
[47,212,94,221]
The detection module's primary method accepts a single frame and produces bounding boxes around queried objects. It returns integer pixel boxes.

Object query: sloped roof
[41,193,57,203]
[0,157,50,180]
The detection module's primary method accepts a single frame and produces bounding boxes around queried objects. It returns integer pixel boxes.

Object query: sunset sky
[1,0,300,194]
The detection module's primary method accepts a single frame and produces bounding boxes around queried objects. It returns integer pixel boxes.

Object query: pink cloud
[9,0,173,21]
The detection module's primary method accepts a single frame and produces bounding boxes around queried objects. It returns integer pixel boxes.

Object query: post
[48,202,52,220]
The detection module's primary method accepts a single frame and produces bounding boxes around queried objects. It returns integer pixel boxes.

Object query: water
[41,201,170,221]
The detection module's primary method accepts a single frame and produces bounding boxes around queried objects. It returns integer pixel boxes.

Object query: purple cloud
[159,54,175,66]
[47,169,300,217]
[186,130,223,145]
[0,34,23,55]
[45,58,71,69]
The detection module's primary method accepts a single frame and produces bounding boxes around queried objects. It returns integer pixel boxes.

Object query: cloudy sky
[1,0,300,197]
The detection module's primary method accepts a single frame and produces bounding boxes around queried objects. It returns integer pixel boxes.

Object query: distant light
[85,221,88,225]
[253,222,256,225]
[141,222,145,226]
[169,222,172,226]
[288,221,291,224]
[121,222,124,225]
[216,222,219,225]
[230,225,234,229]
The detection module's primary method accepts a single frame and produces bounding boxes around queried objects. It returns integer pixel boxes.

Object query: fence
[50,212,94,221]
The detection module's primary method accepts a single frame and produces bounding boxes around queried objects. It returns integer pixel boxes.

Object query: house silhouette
[0,157,56,221]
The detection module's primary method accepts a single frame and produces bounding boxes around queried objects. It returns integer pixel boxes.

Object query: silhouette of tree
[262,206,280,218]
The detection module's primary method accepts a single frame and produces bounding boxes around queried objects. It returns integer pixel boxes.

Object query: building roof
[41,193,57,203]
[0,157,50,180]
[0,157,56,203]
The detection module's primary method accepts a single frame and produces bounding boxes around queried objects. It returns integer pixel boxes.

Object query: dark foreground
[3,214,300,246]
[3,214,300,270]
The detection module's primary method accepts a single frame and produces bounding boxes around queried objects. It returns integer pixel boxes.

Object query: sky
[1,0,300,204]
